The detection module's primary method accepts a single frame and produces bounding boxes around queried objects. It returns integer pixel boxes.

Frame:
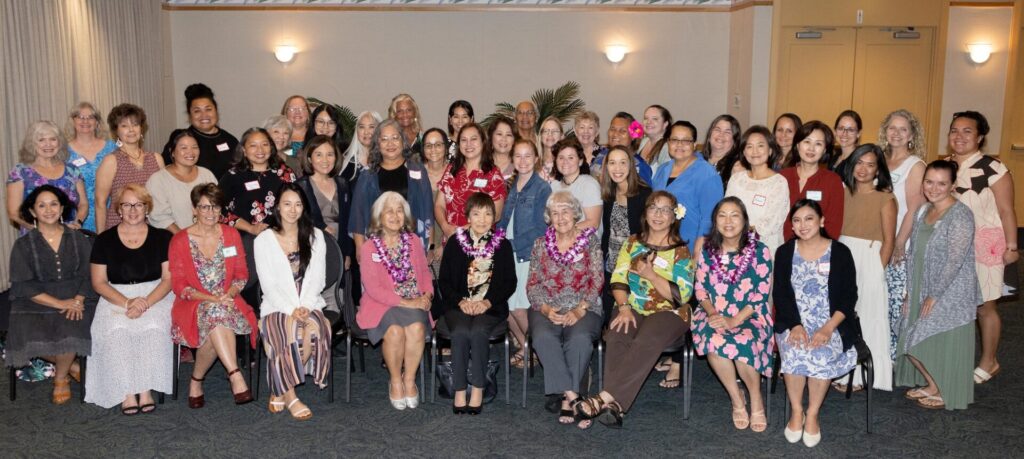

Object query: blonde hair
[117,183,154,215]
[20,120,69,164]
[878,109,926,158]
[388,93,421,134]
[367,191,413,237]
[65,101,107,140]
[574,111,601,145]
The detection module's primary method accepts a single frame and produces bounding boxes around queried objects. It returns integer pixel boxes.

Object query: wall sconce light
[274,45,298,64]
[967,43,992,64]
[605,45,628,64]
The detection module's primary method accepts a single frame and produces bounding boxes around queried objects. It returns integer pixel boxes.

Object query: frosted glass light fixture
[967,43,992,64]
[605,45,628,64]
[274,45,298,64]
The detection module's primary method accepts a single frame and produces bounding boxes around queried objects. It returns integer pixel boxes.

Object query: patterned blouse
[610,235,695,318]
[526,231,604,315]
[6,163,83,233]
[437,164,508,227]
[219,164,297,226]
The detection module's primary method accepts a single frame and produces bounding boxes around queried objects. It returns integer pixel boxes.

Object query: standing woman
[94,104,164,231]
[6,186,96,405]
[573,111,602,167]
[87,184,174,413]
[421,128,451,265]
[264,115,301,175]
[305,104,349,165]
[774,199,861,448]
[830,110,863,175]
[599,146,652,319]
[838,144,896,392]
[66,102,117,232]
[638,105,672,170]
[282,95,310,154]
[895,160,982,410]
[340,111,383,183]
[773,113,803,169]
[147,131,218,233]
[691,197,774,432]
[651,121,724,254]
[447,100,475,159]
[438,193,516,415]
[498,139,552,368]
[169,183,257,408]
[592,113,653,185]
[435,123,508,243]
[779,121,844,241]
[487,116,517,179]
[701,114,743,186]
[550,138,603,235]
[7,121,88,233]
[390,94,423,153]
[726,126,789,253]
[254,183,331,420]
[538,116,564,182]
[219,127,297,236]
[947,111,1018,384]
[161,83,238,180]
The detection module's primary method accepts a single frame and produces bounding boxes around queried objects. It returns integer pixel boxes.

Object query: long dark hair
[787,199,830,240]
[705,196,752,254]
[451,123,495,175]
[784,120,834,168]
[235,127,283,172]
[306,104,349,153]
[448,100,475,137]
[20,184,73,225]
[640,190,684,248]
[266,182,315,277]
[842,143,893,194]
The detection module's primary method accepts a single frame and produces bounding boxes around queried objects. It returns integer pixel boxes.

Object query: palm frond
[307,96,358,139]
[479,81,586,135]
[479,102,515,131]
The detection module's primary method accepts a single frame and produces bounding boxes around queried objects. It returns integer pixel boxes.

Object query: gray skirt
[367,307,432,345]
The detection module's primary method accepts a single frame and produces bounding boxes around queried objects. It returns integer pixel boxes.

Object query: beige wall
[728,4,772,128]
[939,6,1013,156]
[167,10,732,143]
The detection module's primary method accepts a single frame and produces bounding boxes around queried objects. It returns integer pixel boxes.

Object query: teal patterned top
[610,235,695,318]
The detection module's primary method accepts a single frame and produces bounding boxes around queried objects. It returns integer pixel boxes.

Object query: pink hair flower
[629,120,644,139]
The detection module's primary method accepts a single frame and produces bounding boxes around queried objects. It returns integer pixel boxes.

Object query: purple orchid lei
[455,227,505,259]
[370,231,413,283]
[708,230,759,284]
[544,226,596,265]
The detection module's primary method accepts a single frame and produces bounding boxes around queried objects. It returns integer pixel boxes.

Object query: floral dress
[437,164,508,227]
[189,236,250,345]
[219,164,296,227]
[6,163,83,234]
[692,242,775,376]
[776,245,856,379]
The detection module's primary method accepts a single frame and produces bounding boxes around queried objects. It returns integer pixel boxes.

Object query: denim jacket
[498,172,552,261]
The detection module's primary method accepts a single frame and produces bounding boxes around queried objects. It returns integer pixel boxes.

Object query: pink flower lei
[544,226,596,265]
[708,230,759,284]
[455,227,505,259]
[370,231,414,284]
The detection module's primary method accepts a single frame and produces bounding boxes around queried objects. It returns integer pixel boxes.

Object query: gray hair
[341,110,383,176]
[20,120,68,164]
[65,101,107,140]
[262,114,292,138]
[368,118,415,171]
[543,190,584,225]
[367,191,413,237]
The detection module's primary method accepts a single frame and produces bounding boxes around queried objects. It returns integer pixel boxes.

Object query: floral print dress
[6,163,83,234]
[691,242,775,376]
[189,236,251,345]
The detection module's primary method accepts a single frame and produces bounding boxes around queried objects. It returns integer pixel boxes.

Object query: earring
[193,216,198,223]
[907,140,914,149]
[115,139,123,148]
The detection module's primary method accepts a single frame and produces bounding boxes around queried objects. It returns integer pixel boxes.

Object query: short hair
[65,101,107,140]
[878,109,926,158]
[107,103,148,141]
[19,120,69,164]
[234,127,283,172]
[185,83,217,111]
[367,191,414,237]
[706,196,752,254]
[448,100,475,136]
[738,125,781,170]
[574,111,601,144]
[263,115,292,137]
[951,110,991,149]
[368,119,412,171]
[551,137,590,180]
[543,190,584,225]
[834,109,863,132]
[280,95,310,118]
[925,159,960,183]
[788,199,830,239]
[388,93,421,134]
[787,120,835,167]
[168,130,199,165]
[464,192,496,219]
[116,183,154,215]
[301,134,341,176]
[20,184,73,225]
[842,143,893,194]
[191,183,225,208]
[640,191,684,247]
[420,128,451,163]
[600,145,647,201]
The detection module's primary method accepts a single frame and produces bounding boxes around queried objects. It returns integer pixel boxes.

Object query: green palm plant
[480,81,586,133]
[306,97,358,141]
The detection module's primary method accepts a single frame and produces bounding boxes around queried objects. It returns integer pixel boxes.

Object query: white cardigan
[254,228,327,317]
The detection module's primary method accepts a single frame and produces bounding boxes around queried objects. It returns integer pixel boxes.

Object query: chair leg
[172,343,180,401]
[597,341,604,393]
[329,349,335,403]
[345,334,352,403]
[763,375,771,427]
[845,369,855,399]
[683,343,693,420]
[770,353,781,394]
[504,335,511,405]
[419,341,427,403]
[430,335,437,404]
[79,356,87,403]
[358,345,366,373]
[9,366,16,401]
[864,360,874,433]
[521,334,529,408]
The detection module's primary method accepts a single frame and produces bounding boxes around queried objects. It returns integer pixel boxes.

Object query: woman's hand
[292,307,310,323]
[786,325,808,347]
[1003,249,1019,266]
[66,221,82,230]
[562,308,584,327]
[707,312,726,330]
[217,287,238,306]
[809,324,833,348]
[890,244,906,264]
[919,296,936,318]
[609,307,636,334]
[630,254,659,283]
[56,298,84,321]
[459,299,476,316]
[544,306,564,325]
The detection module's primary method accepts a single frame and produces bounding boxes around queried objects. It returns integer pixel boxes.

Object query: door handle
[1012,144,1024,151]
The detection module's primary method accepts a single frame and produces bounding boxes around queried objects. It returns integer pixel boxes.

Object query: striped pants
[260,310,331,397]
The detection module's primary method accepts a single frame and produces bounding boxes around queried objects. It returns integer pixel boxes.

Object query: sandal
[287,398,313,421]
[568,397,594,429]
[974,365,1001,384]
[659,378,680,389]
[904,387,934,400]
[596,401,624,429]
[732,406,749,430]
[574,395,605,420]
[916,394,946,410]
[121,395,140,416]
[139,403,157,414]
[68,360,82,383]
[654,357,672,372]
[750,410,767,432]
[52,377,72,405]
[544,394,564,414]
[510,353,526,369]
[268,396,286,414]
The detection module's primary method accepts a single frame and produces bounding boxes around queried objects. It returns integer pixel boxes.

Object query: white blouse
[254,228,327,317]
[725,171,790,253]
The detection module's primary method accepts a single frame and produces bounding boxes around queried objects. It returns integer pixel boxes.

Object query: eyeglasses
[668,138,695,146]
[379,135,402,144]
[541,129,561,136]
[74,115,97,121]
[646,205,675,216]
[314,119,336,127]
[119,202,146,211]
[196,204,222,213]
[424,142,446,150]
[836,127,858,134]
[286,107,307,114]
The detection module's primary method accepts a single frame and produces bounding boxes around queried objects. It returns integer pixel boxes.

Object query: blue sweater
[650,155,723,252]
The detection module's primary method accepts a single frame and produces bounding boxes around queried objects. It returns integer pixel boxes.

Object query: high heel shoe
[188,375,205,409]
[404,382,419,409]
[227,369,253,405]
[465,404,483,415]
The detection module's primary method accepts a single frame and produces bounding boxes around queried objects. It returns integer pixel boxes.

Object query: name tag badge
[653,256,669,270]
[806,190,823,201]
[216,142,230,152]
[409,170,422,180]
[71,158,87,167]
[222,246,238,257]
[817,262,830,275]
[371,253,382,263]
[752,194,767,207]
[244,180,261,191]
[473,178,488,188]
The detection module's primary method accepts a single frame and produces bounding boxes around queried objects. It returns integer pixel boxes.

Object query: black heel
[596,401,624,428]
[466,404,482,415]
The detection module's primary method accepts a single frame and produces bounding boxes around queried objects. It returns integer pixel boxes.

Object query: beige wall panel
[773,27,856,124]
[778,0,943,27]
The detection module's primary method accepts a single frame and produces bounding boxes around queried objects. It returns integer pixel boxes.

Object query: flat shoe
[52,377,72,405]
[784,419,803,443]
[659,378,680,389]
[974,365,1001,384]
[904,387,933,400]
[288,399,313,421]
[268,396,286,414]
[802,429,821,447]
[916,395,946,410]
[139,403,156,414]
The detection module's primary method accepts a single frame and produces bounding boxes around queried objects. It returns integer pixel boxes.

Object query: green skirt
[895,322,975,410]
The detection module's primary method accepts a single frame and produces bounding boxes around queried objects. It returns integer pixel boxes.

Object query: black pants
[445,309,502,391]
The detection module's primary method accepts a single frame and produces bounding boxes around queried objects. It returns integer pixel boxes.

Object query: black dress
[218,164,297,227]
[161,126,238,180]
[5,229,97,366]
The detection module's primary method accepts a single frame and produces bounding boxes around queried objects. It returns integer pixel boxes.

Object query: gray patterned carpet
[1,301,1021,458]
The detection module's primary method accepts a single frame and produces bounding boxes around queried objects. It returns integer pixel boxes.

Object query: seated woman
[438,192,516,415]
[525,191,603,427]
[691,197,774,432]
[5,185,96,404]
[254,183,330,420]
[86,184,174,414]
[774,199,861,448]
[576,190,695,428]
[169,183,257,408]
[356,192,434,410]
[895,160,981,410]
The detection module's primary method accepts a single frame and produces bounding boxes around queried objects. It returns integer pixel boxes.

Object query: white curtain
[0,0,165,290]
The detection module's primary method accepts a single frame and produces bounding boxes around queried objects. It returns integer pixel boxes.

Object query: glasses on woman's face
[424,142,446,150]
[836,127,858,134]
[120,202,146,211]
[196,204,222,213]
[646,205,675,216]
[379,135,402,145]
[75,115,97,122]
[668,138,695,146]
[314,119,336,128]
[286,107,306,114]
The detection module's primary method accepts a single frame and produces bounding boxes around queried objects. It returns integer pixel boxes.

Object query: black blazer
[437,234,516,319]
[772,239,862,351]
[601,185,652,268]
[295,175,354,258]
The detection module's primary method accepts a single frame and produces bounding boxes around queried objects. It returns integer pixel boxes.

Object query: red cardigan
[780,166,845,241]
[170,225,258,348]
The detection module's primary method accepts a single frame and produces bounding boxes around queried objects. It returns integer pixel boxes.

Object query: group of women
[3,87,1016,446]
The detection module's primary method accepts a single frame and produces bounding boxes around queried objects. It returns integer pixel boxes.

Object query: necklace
[455,227,504,258]
[40,226,64,244]
[544,227,595,265]
[370,231,414,283]
[708,230,759,284]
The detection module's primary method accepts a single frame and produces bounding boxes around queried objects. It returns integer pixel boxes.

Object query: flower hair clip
[674,203,686,220]
[629,120,644,139]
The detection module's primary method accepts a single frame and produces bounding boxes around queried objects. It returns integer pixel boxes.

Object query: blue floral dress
[777,245,856,379]
[67,140,117,232]
[6,164,83,234]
